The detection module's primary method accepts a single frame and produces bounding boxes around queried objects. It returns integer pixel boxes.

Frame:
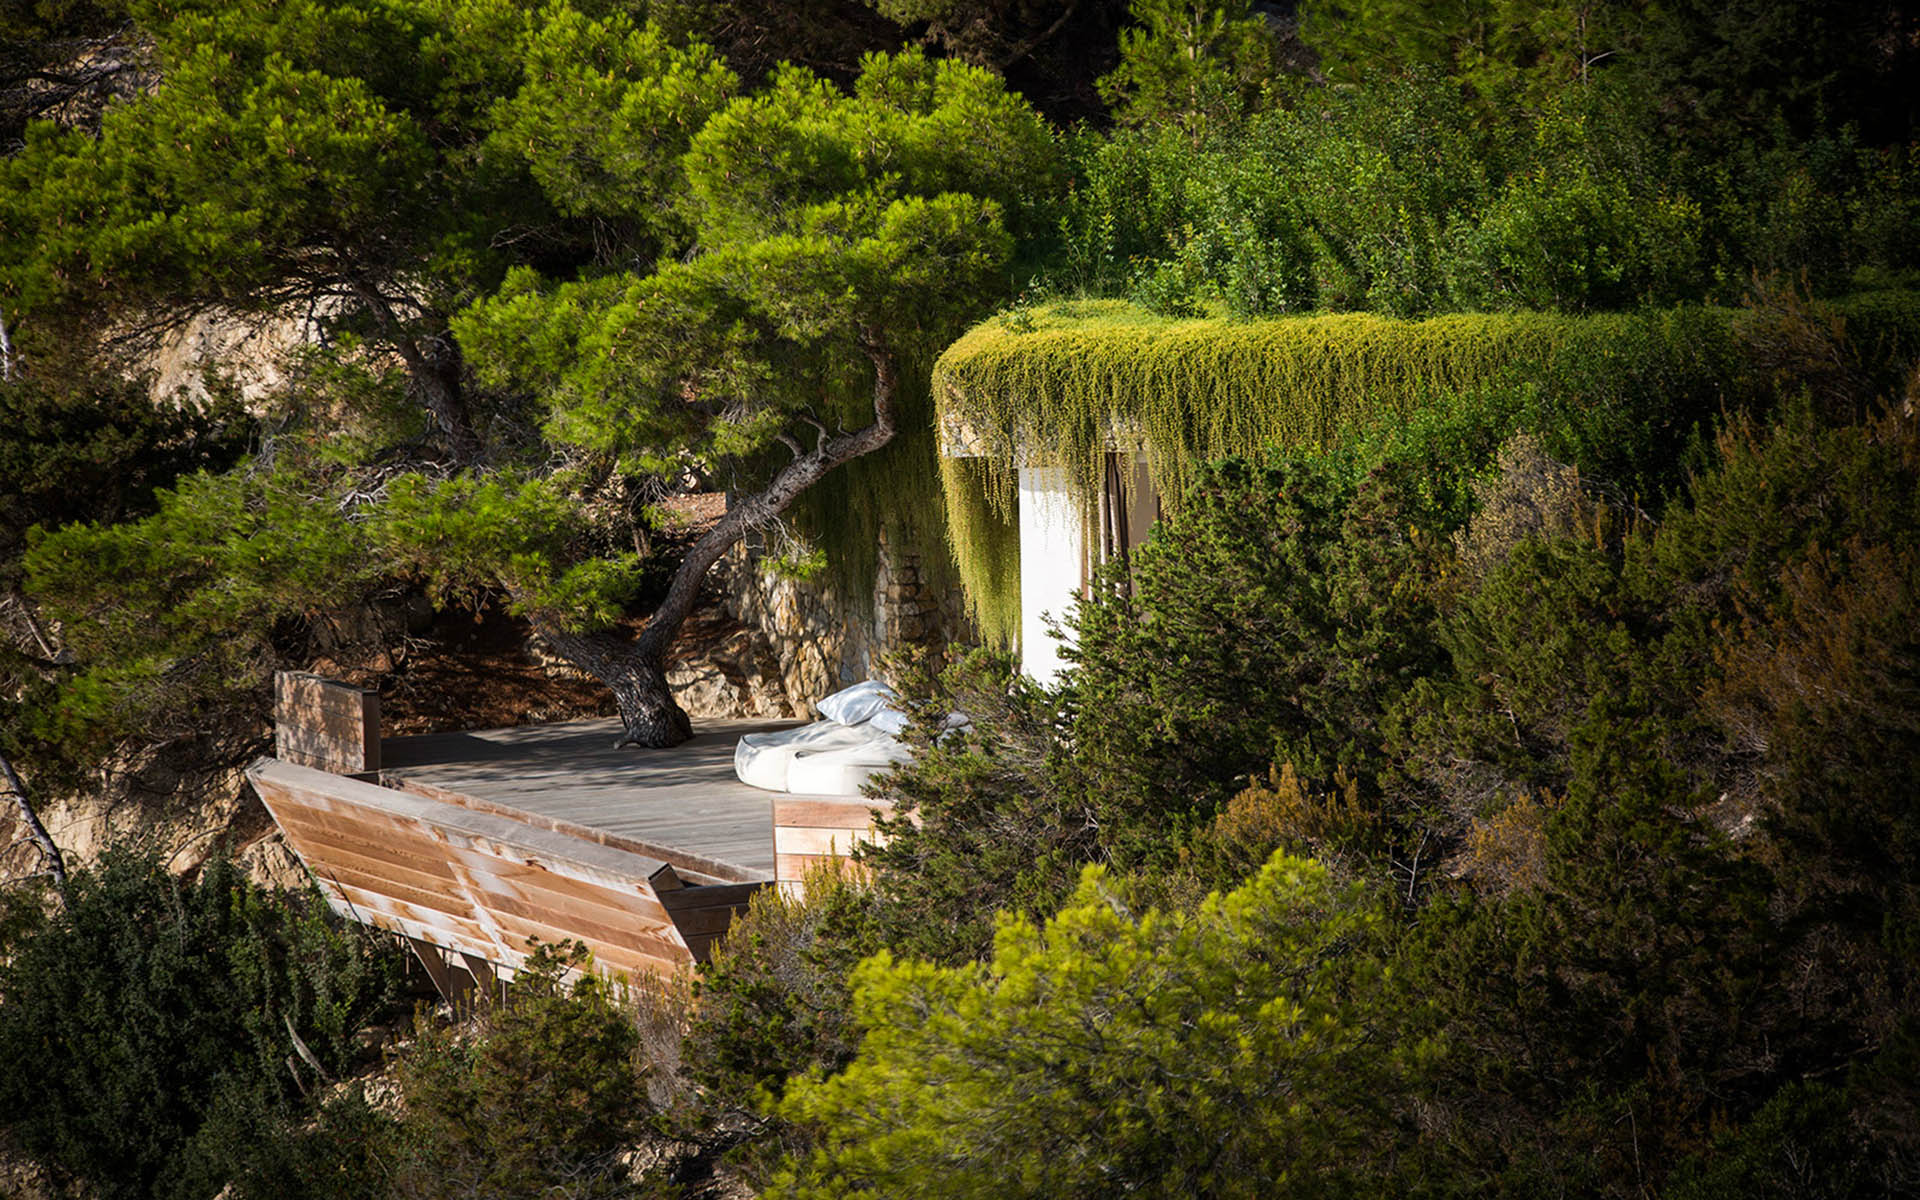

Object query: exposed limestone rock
[236,829,312,894]
[665,625,795,720]
[31,760,260,876]
[722,524,969,714]
[146,308,326,408]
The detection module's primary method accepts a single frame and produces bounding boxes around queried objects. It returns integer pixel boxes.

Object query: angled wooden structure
[251,675,893,987]
[250,758,759,979]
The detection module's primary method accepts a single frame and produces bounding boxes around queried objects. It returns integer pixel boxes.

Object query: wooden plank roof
[249,757,765,979]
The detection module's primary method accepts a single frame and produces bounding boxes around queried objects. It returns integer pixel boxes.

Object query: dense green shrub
[771,855,1423,1200]
[0,850,404,1200]
[234,942,690,1200]
[1048,59,1920,321]
[862,650,1095,964]
[684,867,882,1107]
[1459,162,1702,311]
[380,943,651,1200]
[1382,399,1920,1193]
[1063,453,1446,870]
[666,867,890,1190]
[1667,1081,1885,1200]
[887,434,1470,948]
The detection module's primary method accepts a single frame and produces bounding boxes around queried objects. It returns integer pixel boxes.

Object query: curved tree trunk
[533,336,904,749]
[533,625,692,748]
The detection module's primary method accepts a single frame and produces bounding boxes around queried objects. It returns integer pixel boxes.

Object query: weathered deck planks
[250,757,760,980]
[255,714,907,980]
[378,718,804,881]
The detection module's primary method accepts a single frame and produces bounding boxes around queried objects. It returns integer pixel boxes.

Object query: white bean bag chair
[735,681,919,795]
[784,734,915,796]
[815,679,898,725]
[734,721,881,793]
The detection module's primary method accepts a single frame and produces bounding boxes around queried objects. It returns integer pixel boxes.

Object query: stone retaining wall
[724,524,968,711]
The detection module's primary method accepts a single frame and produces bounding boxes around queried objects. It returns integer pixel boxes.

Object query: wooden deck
[378,717,807,883]
[251,707,898,981]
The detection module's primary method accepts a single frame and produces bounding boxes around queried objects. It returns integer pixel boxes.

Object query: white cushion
[816,680,898,726]
[785,737,915,796]
[733,722,882,793]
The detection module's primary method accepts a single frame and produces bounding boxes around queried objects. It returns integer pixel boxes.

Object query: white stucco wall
[1017,465,1085,685]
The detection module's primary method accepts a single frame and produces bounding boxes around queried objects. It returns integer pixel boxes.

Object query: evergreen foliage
[1048,70,1919,319]
[1094,0,1282,131]
[21,428,391,765]
[0,367,246,594]
[2,0,1061,754]
[861,650,1091,963]
[233,942,670,1200]
[0,850,404,1200]
[685,865,879,1108]
[771,855,1422,1199]
[382,943,652,1200]
[3,3,1920,1193]
[857,295,1920,1193]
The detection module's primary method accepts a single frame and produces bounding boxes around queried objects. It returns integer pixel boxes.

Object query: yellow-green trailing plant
[933,293,1920,639]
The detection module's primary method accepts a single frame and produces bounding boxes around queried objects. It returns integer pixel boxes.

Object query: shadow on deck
[379,716,806,883]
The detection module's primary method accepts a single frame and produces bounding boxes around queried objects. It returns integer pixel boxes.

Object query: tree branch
[1,752,68,909]
[347,280,483,464]
[4,589,64,665]
[634,337,901,662]
[994,2,1080,71]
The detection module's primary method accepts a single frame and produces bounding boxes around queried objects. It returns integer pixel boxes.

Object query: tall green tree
[1095,0,1283,131]
[5,2,1058,748]
[443,48,1053,743]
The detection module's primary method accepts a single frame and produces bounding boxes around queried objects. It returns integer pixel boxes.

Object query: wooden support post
[407,936,472,1010]
[459,952,501,1009]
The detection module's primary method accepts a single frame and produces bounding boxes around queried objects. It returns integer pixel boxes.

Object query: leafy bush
[1387,398,1920,1192]
[862,650,1093,964]
[381,942,651,1200]
[685,866,882,1106]
[1063,452,1445,871]
[771,854,1424,1199]
[0,850,404,1200]
[1462,164,1703,310]
[1049,62,1920,320]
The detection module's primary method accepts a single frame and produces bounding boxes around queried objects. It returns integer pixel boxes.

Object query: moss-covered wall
[933,294,1920,645]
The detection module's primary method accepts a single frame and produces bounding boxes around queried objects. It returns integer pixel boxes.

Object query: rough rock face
[722,525,968,713]
[666,624,795,720]
[21,759,266,875]
[140,307,343,409]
